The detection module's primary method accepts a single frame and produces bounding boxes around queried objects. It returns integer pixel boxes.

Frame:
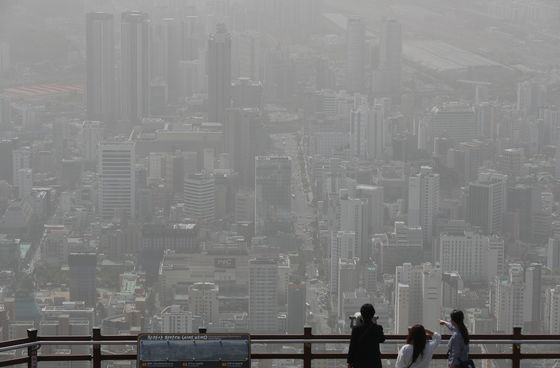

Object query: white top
[395,332,442,368]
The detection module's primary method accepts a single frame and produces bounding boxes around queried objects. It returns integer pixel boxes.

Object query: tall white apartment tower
[329,231,356,296]
[98,141,135,220]
[249,258,279,333]
[422,263,442,329]
[408,166,439,246]
[544,285,560,333]
[494,264,525,332]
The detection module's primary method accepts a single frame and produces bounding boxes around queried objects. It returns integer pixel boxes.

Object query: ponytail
[450,310,470,345]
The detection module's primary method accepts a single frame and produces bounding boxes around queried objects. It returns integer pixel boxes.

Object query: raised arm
[440,320,455,332]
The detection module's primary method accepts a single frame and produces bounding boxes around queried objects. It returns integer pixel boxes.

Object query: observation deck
[0,327,558,368]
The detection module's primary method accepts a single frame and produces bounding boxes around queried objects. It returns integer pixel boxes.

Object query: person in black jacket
[347,303,386,368]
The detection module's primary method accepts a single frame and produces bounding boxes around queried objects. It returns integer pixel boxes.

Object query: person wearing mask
[440,310,470,368]
[347,303,386,368]
[395,324,441,368]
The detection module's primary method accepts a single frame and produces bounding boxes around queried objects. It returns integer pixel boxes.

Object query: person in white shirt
[395,324,441,368]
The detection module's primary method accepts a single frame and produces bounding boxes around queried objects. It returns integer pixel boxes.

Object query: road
[271,132,331,333]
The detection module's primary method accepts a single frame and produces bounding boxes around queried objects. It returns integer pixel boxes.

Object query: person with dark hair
[440,310,470,368]
[395,324,441,368]
[347,303,386,368]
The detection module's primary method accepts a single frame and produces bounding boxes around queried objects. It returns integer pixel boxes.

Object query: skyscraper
[86,12,115,123]
[430,102,478,142]
[376,19,402,98]
[523,264,543,331]
[408,166,439,246]
[121,11,150,127]
[81,121,104,162]
[188,282,219,327]
[255,156,292,236]
[12,146,31,187]
[98,141,135,220]
[287,281,306,334]
[207,23,232,124]
[184,173,215,223]
[544,285,560,333]
[225,108,259,188]
[493,264,524,332]
[346,17,366,93]
[467,171,508,235]
[68,253,97,307]
[249,258,278,333]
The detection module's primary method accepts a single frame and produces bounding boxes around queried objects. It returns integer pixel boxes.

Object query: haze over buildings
[0,0,559,355]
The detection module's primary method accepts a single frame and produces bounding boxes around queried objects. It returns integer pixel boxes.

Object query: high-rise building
[376,19,402,98]
[350,101,386,161]
[98,141,136,220]
[207,23,232,124]
[161,18,181,104]
[346,17,366,93]
[523,264,543,331]
[86,12,115,123]
[422,263,442,329]
[68,253,97,307]
[548,237,560,270]
[15,168,32,200]
[121,11,150,126]
[493,264,524,333]
[337,258,359,318]
[442,272,463,309]
[161,305,193,333]
[544,285,560,333]
[184,173,215,223]
[467,171,508,235]
[394,263,441,333]
[329,231,356,296]
[430,102,478,142]
[340,195,370,259]
[12,146,31,187]
[355,185,384,236]
[287,281,306,334]
[188,282,219,327]
[249,258,278,333]
[81,121,104,162]
[225,108,259,188]
[440,230,504,283]
[394,282,410,334]
[255,156,291,236]
[408,166,439,246]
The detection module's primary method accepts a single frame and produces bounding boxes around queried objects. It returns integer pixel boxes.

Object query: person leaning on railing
[395,324,441,368]
[347,303,386,368]
[440,310,473,368]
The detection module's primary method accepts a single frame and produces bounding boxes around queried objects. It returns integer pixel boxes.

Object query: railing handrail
[0,327,558,368]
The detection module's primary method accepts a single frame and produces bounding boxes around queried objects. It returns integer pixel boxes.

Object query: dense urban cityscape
[0,0,560,367]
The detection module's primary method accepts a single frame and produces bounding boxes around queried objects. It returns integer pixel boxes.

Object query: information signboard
[137,334,251,368]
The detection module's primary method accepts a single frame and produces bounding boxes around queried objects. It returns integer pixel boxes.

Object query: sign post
[137,333,251,368]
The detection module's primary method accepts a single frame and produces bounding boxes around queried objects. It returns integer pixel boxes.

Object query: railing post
[93,328,102,368]
[512,327,522,368]
[27,329,38,368]
[303,327,312,368]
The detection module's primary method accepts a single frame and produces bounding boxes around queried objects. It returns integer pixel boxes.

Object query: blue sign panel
[137,334,251,368]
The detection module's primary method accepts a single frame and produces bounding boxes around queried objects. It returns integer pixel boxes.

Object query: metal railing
[0,327,559,368]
